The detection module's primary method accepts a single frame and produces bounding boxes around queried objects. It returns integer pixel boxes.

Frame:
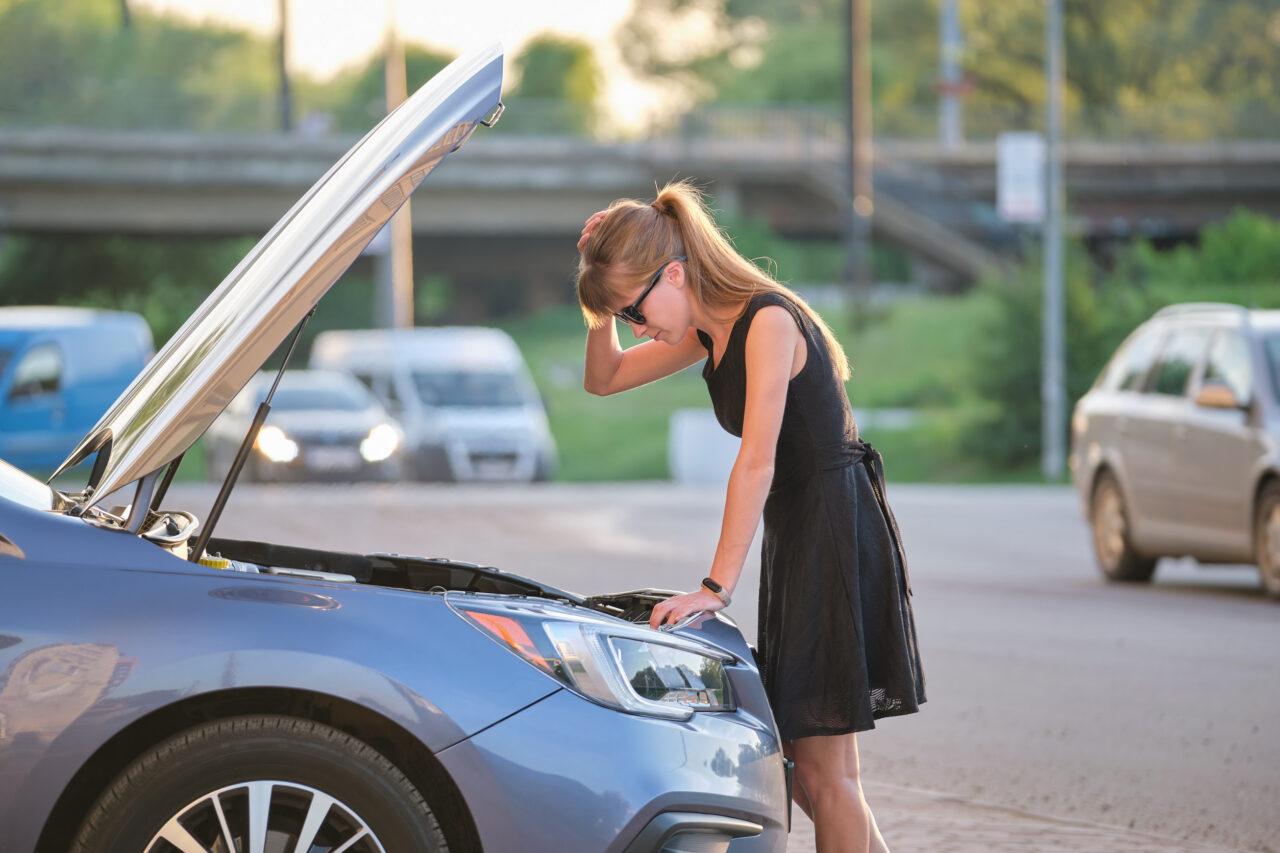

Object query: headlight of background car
[254,424,298,463]
[452,599,735,719]
[360,423,401,462]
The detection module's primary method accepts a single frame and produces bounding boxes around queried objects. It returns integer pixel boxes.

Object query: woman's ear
[670,261,686,289]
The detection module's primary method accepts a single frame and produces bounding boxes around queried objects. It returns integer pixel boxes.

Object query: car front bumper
[436,687,789,852]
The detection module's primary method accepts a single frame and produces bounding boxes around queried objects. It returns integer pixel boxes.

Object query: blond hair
[575,178,851,380]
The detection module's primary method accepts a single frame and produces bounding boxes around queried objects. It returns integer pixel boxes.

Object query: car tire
[532,450,555,483]
[70,715,448,853]
[1255,479,1280,600]
[1090,471,1158,583]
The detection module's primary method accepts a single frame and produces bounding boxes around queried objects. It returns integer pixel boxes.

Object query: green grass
[497,292,1001,483]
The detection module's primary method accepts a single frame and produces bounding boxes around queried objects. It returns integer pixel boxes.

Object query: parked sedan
[1070,303,1280,597]
[205,369,405,483]
[0,43,790,853]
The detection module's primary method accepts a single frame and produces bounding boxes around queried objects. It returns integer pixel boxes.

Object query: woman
[575,179,925,853]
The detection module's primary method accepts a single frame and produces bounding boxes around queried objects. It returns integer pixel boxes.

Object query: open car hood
[51,43,504,510]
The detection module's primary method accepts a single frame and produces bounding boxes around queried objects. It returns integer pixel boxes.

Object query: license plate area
[306,446,361,471]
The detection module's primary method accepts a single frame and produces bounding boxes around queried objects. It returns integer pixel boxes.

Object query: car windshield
[259,384,371,412]
[1266,335,1280,400]
[412,371,525,408]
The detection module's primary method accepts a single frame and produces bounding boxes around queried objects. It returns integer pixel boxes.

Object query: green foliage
[0,233,254,344]
[495,35,604,136]
[0,0,278,130]
[958,243,1107,469]
[960,210,1280,471]
[300,45,453,133]
[622,0,1280,140]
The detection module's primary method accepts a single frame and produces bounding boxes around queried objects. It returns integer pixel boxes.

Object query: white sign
[997,132,1046,224]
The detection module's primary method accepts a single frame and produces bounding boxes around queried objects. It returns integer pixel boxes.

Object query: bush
[961,209,1280,472]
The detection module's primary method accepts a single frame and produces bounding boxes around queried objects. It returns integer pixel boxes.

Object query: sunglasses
[613,256,686,326]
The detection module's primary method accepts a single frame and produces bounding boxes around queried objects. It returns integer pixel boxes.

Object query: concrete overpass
[1,128,1277,292]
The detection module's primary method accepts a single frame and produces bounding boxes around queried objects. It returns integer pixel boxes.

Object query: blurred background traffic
[3,2,1280,849]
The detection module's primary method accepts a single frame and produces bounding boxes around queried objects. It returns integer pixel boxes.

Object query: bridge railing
[667,101,1280,144]
[4,85,1279,145]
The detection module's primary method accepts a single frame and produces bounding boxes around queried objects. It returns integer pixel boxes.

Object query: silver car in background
[311,327,558,482]
[204,369,405,482]
[1070,303,1280,597]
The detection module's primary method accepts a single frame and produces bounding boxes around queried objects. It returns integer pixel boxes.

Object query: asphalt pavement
[169,480,1279,852]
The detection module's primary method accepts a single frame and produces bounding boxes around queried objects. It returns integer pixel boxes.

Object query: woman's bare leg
[790,732,889,852]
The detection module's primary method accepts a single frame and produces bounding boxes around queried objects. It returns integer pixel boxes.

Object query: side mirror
[1194,382,1247,411]
[7,380,46,401]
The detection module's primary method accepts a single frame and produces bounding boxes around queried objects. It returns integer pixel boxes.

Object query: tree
[508,34,602,136]
[301,44,453,133]
[619,0,1280,140]
[0,0,278,131]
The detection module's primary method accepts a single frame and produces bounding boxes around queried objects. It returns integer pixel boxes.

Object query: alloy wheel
[1093,482,1126,569]
[146,780,385,853]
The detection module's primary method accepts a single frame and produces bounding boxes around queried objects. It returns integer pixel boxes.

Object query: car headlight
[360,423,400,462]
[451,598,736,719]
[254,425,298,463]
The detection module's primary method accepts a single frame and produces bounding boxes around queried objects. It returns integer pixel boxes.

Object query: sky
[135,0,670,133]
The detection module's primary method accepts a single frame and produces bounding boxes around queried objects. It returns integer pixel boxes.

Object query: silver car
[0,43,790,852]
[204,369,406,483]
[1070,303,1280,597]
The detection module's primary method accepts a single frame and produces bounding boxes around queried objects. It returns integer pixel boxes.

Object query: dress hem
[777,699,926,742]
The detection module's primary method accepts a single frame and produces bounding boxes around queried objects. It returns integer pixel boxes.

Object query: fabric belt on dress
[768,437,914,597]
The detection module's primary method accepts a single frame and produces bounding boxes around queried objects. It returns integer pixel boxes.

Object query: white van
[310,327,557,482]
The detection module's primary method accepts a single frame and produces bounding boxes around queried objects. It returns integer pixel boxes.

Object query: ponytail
[577,178,851,381]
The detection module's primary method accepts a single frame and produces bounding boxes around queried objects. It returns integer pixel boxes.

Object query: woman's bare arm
[706,306,799,596]
[583,322,707,396]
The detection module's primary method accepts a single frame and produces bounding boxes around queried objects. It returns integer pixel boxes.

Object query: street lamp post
[847,0,874,311]
[1042,0,1066,479]
[380,0,414,329]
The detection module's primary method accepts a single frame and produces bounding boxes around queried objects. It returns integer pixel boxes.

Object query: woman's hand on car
[649,587,725,630]
[577,210,607,254]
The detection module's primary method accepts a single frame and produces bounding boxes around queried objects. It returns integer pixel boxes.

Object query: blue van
[0,307,153,473]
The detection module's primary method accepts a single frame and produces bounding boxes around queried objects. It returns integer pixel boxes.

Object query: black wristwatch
[701,576,730,605]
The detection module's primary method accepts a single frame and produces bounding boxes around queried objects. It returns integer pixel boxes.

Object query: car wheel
[532,450,555,483]
[1255,480,1280,600]
[1090,472,1158,583]
[70,716,448,853]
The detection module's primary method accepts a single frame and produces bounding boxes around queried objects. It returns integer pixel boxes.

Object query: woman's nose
[629,322,646,339]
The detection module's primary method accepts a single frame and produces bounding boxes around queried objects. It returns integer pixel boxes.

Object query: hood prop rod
[189,307,316,563]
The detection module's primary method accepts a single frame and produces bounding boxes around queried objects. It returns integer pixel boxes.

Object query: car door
[1176,327,1264,558]
[1125,325,1213,545]
[0,342,67,470]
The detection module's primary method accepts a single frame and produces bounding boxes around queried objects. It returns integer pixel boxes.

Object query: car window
[7,343,62,401]
[1148,327,1212,397]
[412,370,525,407]
[268,385,371,411]
[1265,335,1280,402]
[1200,331,1252,404]
[1106,325,1164,392]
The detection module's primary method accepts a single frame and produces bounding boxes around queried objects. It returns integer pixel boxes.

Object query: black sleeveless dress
[696,290,926,740]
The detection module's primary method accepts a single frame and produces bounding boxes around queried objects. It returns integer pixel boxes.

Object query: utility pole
[846,0,874,310]
[938,0,963,148]
[378,0,414,329]
[1042,0,1066,479]
[276,0,293,132]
